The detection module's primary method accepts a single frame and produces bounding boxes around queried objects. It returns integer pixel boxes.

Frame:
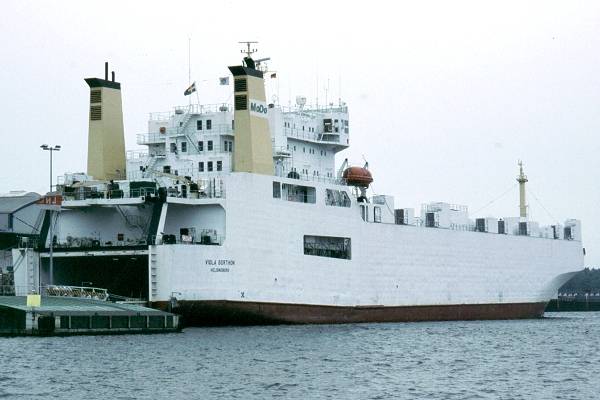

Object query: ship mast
[516,160,528,220]
[239,41,258,59]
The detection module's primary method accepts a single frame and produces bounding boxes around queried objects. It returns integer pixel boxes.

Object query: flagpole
[188,37,192,107]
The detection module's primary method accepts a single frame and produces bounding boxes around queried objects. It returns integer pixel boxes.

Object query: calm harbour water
[1,312,599,399]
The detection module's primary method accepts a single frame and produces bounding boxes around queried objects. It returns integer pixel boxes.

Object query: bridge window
[207,120,212,130]
[197,120,202,130]
[181,142,187,152]
[278,183,316,204]
[325,189,351,207]
[273,181,281,198]
[304,235,351,260]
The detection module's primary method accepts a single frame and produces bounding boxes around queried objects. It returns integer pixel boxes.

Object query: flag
[183,81,196,96]
[270,72,277,79]
[219,77,230,85]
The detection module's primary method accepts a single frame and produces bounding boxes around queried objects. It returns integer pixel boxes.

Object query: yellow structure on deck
[85,62,126,181]
[228,44,274,175]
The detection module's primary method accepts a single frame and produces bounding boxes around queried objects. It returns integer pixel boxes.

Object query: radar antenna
[239,41,258,58]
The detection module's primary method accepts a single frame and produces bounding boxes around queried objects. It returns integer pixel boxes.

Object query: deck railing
[149,103,232,121]
[2,285,109,300]
[151,232,224,246]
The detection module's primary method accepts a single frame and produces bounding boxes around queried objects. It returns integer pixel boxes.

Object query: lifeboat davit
[343,167,373,187]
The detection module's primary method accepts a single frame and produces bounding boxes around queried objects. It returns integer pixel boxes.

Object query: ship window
[181,142,187,152]
[198,141,203,151]
[304,235,351,260]
[208,161,213,172]
[208,141,213,151]
[197,120,202,130]
[232,120,235,130]
[272,181,281,198]
[170,143,177,153]
[217,161,222,171]
[303,147,305,153]
[163,166,171,174]
[281,183,316,204]
[207,120,212,130]
[235,95,247,110]
[325,189,351,207]
[374,206,382,223]
[198,162,204,172]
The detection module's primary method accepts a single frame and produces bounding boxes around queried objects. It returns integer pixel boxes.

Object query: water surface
[1,312,598,399]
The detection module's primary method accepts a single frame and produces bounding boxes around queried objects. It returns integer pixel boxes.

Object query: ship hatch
[40,255,149,300]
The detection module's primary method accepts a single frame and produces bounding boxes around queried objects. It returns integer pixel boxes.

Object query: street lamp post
[40,144,61,192]
[40,144,61,286]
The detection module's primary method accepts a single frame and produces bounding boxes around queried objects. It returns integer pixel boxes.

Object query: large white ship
[3,46,584,325]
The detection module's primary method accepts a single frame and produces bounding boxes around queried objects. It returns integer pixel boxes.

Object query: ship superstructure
[1,46,584,325]
[126,94,348,187]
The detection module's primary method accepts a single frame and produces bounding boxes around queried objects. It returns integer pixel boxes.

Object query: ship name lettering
[206,259,235,266]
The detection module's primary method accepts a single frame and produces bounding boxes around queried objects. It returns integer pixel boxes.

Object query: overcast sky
[1,0,598,265]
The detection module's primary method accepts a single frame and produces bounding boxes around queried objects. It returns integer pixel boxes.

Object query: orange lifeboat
[343,167,373,187]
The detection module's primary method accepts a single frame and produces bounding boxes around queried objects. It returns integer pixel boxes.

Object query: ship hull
[155,300,548,326]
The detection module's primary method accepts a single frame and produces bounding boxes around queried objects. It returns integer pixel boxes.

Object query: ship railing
[150,233,224,246]
[126,150,149,160]
[5,284,109,300]
[165,186,226,200]
[0,285,16,296]
[61,187,158,201]
[45,285,109,301]
[137,124,234,145]
[119,173,227,199]
[274,170,347,186]
[52,237,148,250]
[283,128,347,144]
[137,132,167,144]
[149,103,232,121]
[18,236,39,249]
[278,104,349,114]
